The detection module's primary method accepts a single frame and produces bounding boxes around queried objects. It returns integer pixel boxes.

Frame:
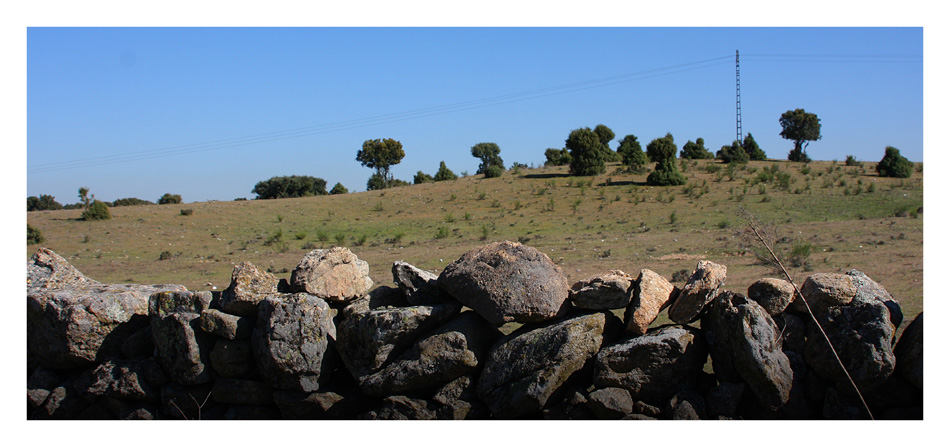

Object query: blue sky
[25,25,923,203]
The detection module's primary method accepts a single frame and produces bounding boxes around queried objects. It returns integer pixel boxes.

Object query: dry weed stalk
[736,206,873,420]
[169,391,212,421]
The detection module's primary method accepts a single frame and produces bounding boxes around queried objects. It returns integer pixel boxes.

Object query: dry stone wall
[26,242,923,420]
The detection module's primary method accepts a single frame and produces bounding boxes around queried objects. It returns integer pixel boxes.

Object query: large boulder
[289,247,373,302]
[593,325,707,406]
[438,241,570,326]
[253,294,337,392]
[623,269,678,336]
[358,312,499,396]
[336,300,462,380]
[27,247,99,290]
[209,339,257,378]
[667,260,727,324]
[149,291,215,386]
[805,299,896,394]
[476,312,607,418]
[704,291,793,411]
[569,270,634,310]
[218,262,279,317]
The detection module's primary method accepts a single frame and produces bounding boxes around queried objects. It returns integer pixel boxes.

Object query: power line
[28,55,734,174]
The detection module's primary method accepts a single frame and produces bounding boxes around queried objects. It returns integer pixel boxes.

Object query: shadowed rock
[149,291,215,386]
[894,312,922,390]
[847,269,903,329]
[477,312,606,418]
[200,309,254,340]
[594,325,707,405]
[570,270,634,310]
[439,241,570,326]
[392,261,452,305]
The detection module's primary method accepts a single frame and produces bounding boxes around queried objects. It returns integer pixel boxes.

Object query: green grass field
[27,158,923,336]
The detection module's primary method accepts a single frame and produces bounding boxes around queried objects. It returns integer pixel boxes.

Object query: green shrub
[876,146,913,178]
[158,250,173,261]
[330,182,348,194]
[680,138,714,159]
[414,171,434,184]
[544,148,572,166]
[717,140,749,164]
[81,201,111,221]
[434,161,458,181]
[27,194,64,211]
[294,231,307,240]
[567,127,607,176]
[646,158,686,186]
[158,193,183,204]
[180,209,194,216]
[27,224,44,244]
[742,134,767,160]
[845,155,862,167]
[483,165,504,178]
[112,197,153,207]
[435,226,450,239]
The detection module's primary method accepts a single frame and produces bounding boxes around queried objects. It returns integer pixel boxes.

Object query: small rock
[624,269,678,336]
[747,278,796,316]
[219,262,278,317]
[290,247,373,302]
[667,260,727,324]
[569,270,634,310]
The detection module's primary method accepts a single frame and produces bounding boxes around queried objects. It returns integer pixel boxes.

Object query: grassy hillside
[26,158,923,335]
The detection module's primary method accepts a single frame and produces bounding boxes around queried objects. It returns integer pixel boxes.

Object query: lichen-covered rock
[438,241,570,326]
[476,312,606,418]
[593,325,707,405]
[27,367,62,410]
[199,309,254,340]
[667,260,727,324]
[792,273,856,315]
[747,278,796,316]
[392,261,452,305]
[253,294,336,392]
[219,262,279,317]
[149,291,215,386]
[289,247,373,302]
[569,270,634,310]
[336,300,462,380]
[361,395,438,420]
[704,291,793,411]
[28,282,187,369]
[27,247,99,290]
[894,312,922,390]
[847,269,903,328]
[805,299,896,394]
[624,269,678,336]
[665,390,707,420]
[358,312,499,396]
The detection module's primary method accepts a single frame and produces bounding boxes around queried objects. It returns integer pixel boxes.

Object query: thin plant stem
[738,207,874,420]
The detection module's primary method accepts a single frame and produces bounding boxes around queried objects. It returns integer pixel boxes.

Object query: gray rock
[894,312,922,390]
[569,270,634,310]
[29,282,187,369]
[773,313,806,353]
[392,261,451,305]
[253,294,336,392]
[805,299,896,394]
[433,375,486,420]
[476,312,607,418]
[358,312,498,396]
[632,400,663,417]
[27,367,61,409]
[200,309,254,340]
[587,387,634,419]
[594,325,707,405]
[624,269,678,336]
[273,389,347,419]
[211,378,274,406]
[32,381,90,420]
[336,300,462,380]
[667,260,727,324]
[289,247,373,302]
[149,291,215,385]
[847,269,903,329]
[438,241,570,326]
[219,262,279,317]
[210,339,256,378]
[705,291,793,411]
[362,395,437,420]
[747,278,796,316]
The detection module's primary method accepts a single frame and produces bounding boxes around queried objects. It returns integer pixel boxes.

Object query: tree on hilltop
[617,134,647,172]
[680,138,714,160]
[566,127,606,176]
[471,142,504,178]
[357,138,405,188]
[779,108,821,162]
[876,146,913,178]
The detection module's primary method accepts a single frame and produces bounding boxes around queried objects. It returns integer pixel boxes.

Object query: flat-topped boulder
[290,247,373,302]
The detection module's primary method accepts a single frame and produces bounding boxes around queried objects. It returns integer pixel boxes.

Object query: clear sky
[24,20,923,205]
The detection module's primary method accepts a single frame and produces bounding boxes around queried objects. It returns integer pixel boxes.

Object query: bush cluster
[252,176,327,199]
[81,201,111,221]
[876,146,913,178]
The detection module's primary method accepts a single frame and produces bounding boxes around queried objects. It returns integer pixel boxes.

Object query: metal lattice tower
[736,50,742,144]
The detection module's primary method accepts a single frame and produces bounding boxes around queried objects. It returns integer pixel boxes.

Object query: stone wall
[26,242,923,420]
